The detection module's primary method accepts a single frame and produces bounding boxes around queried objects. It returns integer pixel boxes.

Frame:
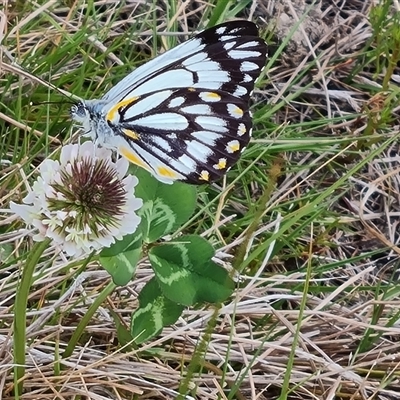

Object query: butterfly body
[71,21,267,184]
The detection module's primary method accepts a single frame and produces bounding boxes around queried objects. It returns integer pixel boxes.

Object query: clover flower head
[10,141,142,257]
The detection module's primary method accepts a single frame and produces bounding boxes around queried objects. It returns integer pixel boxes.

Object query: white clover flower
[10,141,142,257]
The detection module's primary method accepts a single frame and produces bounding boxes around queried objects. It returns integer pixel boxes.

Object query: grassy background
[2,0,400,399]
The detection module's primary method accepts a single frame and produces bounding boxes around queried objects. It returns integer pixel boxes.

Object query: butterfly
[70,21,267,184]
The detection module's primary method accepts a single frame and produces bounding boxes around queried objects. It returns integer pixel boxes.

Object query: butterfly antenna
[2,61,81,102]
[30,100,76,107]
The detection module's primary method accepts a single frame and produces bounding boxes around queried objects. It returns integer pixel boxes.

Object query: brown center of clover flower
[48,157,127,234]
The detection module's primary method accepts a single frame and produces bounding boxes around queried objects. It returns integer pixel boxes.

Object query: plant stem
[232,157,284,273]
[13,238,51,397]
[62,280,116,358]
[177,306,219,399]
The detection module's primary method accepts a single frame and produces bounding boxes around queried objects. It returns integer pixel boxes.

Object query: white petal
[115,157,129,179]
[32,232,46,242]
[40,160,60,182]
[60,144,75,165]
[22,191,37,205]
[94,235,115,247]
[94,146,113,161]
[63,240,82,257]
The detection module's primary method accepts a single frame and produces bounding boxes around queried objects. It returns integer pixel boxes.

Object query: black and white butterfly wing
[101,21,267,184]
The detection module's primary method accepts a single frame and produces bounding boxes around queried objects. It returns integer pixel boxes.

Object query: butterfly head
[70,100,122,151]
[70,101,89,124]
[70,100,100,140]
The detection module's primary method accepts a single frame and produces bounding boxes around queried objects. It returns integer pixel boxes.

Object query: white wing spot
[228,27,241,34]
[221,35,236,41]
[194,81,223,90]
[238,123,246,136]
[135,113,189,130]
[192,130,221,146]
[152,136,173,152]
[185,140,212,163]
[199,170,210,181]
[167,133,177,140]
[223,42,236,51]
[240,61,260,72]
[237,41,260,49]
[233,85,247,97]
[176,154,197,171]
[213,158,227,170]
[227,140,240,153]
[242,74,253,82]
[228,50,262,59]
[169,156,194,175]
[181,104,212,115]
[151,145,173,159]
[216,26,227,35]
[199,92,221,102]
[197,70,230,83]
[168,97,185,108]
[195,116,228,132]
[227,104,244,118]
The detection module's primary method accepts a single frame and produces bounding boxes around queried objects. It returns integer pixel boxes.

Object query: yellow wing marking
[106,97,139,122]
[238,123,246,136]
[206,92,221,100]
[157,166,179,179]
[233,106,243,117]
[227,140,240,153]
[123,129,140,140]
[119,146,150,171]
[199,170,210,181]
[214,158,227,170]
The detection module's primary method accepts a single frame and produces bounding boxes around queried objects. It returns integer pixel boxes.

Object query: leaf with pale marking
[130,277,184,344]
[149,235,235,306]
[108,309,135,350]
[131,167,197,242]
[99,231,143,286]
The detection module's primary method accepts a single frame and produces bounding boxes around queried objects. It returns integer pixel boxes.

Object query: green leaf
[108,309,135,351]
[100,229,143,257]
[131,167,197,242]
[0,243,14,264]
[130,166,160,204]
[131,277,184,344]
[99,231,142,286]
[149,235,235,306]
